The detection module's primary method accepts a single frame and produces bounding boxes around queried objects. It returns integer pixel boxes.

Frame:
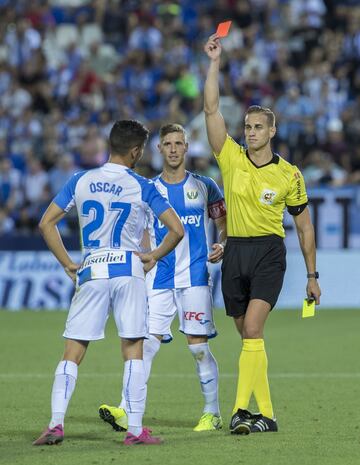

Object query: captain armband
[208,199,226,219]
[287,202,308,216]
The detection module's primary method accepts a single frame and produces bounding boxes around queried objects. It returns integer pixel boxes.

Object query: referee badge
[260,189,277,205]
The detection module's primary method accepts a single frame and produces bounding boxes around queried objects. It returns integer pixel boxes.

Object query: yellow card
[302,298,315,318]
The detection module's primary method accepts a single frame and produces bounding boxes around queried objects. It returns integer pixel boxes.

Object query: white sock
[188,342,220,415]
[119,335,161,410]
[143,335,161,381]
[123,359,146,437]
[49,360,78,428]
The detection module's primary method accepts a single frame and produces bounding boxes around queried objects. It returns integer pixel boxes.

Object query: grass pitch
[0,309,359,465]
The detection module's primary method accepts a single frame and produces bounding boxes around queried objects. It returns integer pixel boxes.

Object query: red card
[216,21,232,38]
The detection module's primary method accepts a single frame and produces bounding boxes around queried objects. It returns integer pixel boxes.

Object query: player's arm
[209,213,227,263]
[204,34,227,155]
[293,207,321,304]
[137,208,184,273]
[39,202,79,282]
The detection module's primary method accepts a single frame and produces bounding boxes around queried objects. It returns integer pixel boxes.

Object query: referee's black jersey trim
[245,150,280,168]
[287,202,308,216]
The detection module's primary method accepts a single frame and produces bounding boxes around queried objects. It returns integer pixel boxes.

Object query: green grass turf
[1,309,360,465]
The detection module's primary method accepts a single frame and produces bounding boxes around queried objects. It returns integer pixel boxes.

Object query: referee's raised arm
[204,34,227,155]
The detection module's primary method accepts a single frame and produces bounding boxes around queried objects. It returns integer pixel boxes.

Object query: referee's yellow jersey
[215,136,308,238]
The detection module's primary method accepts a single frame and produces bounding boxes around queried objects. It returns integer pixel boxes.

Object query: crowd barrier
[1,250,359,310]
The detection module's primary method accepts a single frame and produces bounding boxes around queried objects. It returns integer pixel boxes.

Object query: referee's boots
[229,409,261,435]
[250,415,278,433]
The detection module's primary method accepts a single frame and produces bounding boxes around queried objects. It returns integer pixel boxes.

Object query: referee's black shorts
[221,235,286,317]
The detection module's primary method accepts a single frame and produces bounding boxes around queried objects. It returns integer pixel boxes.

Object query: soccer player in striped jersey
[33,120,184,446]
[204,34,321,435]
[99,123,227,433]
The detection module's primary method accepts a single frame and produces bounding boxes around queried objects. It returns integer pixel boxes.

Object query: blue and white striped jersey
[146,171,225,289]
[53,162,170,285]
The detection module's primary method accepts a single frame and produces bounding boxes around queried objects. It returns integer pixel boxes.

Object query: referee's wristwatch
[307,272,319,279]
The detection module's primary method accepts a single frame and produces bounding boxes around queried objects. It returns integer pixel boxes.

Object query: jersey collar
[246,150,280,168]
[102,162,130,172]
[158,171,190,187]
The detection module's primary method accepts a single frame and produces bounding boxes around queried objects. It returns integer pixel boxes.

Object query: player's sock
[189,342,220,415]
[123,359,146,437]
[253,343,274,419]
[143,334,161,381]
[49,360,78,428]
[232,339,264,414]
[118,335,161,410]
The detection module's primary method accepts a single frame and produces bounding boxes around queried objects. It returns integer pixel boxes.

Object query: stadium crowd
[0,0,359,235]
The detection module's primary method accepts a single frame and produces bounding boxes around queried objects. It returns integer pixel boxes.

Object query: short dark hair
[245,105,276,127]
[109,120,149,155]
[159,123,187,141]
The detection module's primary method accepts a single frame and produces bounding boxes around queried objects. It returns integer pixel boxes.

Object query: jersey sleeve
[214,135,245,174]
[203,176,224,203]
[141,179,171,217]
[285,167,308,207]
[53,171,86,212]
[201,176,226,220]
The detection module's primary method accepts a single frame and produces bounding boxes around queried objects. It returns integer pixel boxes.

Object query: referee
[203,34,321,435]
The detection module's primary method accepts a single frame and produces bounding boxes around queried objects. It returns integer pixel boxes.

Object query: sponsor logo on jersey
[158,214,201,228]
[293,171,302,200]
[78,250,126,271]
[260,189,277,205]
[186,190,199,200]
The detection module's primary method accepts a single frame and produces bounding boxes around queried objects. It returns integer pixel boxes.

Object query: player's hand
[204,34,222,61]
[208,243,224,263]
[306,279,321,305]
[136,252,157,273]
[64,262,80,283]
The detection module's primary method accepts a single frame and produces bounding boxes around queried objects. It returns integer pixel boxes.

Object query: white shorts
[63,277,148,341]
[147,286,217,342]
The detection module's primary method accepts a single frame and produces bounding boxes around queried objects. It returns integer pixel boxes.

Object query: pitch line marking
[1,372,360,379]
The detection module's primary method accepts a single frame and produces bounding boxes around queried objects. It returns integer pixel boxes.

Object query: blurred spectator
[128,15,162,53]
[0,207,15,234]
[0,157,22,213]
[48,152,78,196]
[87,41,119,78]
[275,85,316,150]
[0,0,358,235]
[297,118,319,161]
[302,150,347,187]
[78,125,107,168]
[23,157,49,206]
[187,128,209,159]
[321,119,349,159]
